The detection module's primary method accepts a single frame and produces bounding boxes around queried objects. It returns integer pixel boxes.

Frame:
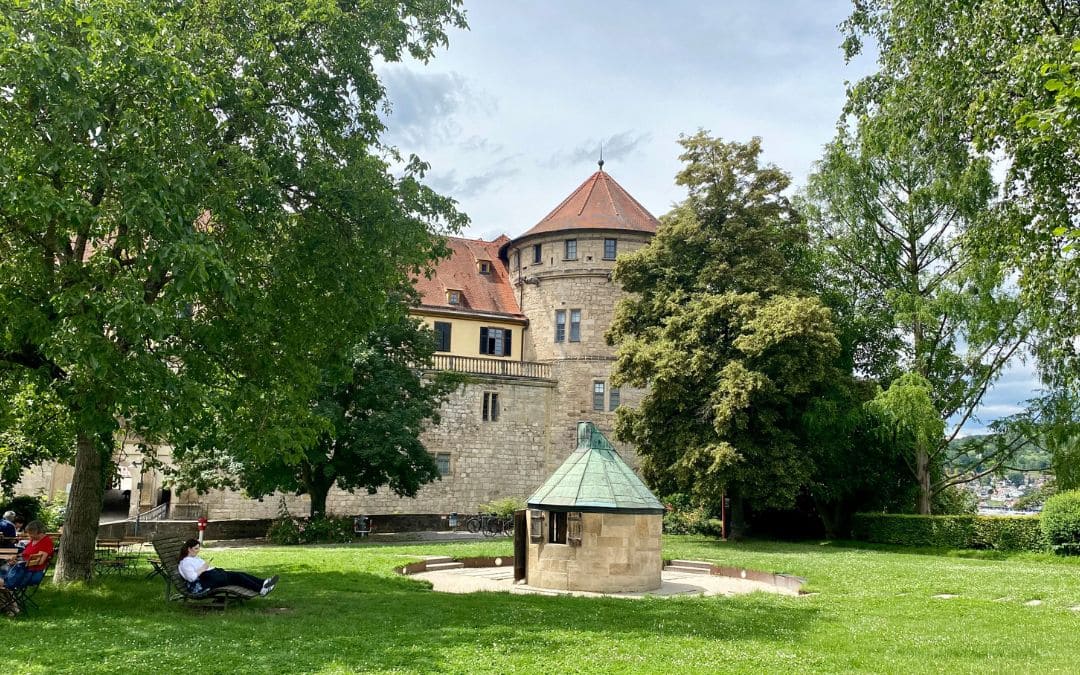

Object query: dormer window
[447,289,462,306]
[478,260,492,275]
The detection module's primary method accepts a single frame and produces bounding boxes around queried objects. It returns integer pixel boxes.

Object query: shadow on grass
[0,561,821,673]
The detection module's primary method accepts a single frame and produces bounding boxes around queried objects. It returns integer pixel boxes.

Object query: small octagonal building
[525,421,665,593]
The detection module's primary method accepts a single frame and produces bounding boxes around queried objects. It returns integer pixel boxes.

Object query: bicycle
[462,513,514,537]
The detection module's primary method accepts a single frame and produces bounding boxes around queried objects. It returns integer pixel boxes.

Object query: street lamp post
[131,461,142,536]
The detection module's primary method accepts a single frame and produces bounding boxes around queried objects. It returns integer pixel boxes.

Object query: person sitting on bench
[177,539,278,596]
[0,520,52,590]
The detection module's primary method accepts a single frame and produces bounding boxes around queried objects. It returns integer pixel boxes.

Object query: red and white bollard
[197,517,208,544]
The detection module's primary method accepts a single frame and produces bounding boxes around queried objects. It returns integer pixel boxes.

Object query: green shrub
[0,492,66,530]
[661,494,712,535]
[1041,490,1080,555]
[266,498,357,545]
[478,497,525,518]
[852,513,1045,551]
[0,494,44,524]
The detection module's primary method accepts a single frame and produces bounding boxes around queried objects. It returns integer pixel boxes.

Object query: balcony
[430,354,552,379]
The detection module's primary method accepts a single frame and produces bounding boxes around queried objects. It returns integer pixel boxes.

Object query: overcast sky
[377,0,1041,436]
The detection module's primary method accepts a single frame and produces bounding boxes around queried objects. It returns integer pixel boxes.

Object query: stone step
[424,556,455,564]
[426,561,465,571]
[664,564,713,575]
[667,560,715,571]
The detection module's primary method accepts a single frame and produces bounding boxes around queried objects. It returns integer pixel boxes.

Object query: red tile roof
[514,170,660,241]
[414,235,522,317]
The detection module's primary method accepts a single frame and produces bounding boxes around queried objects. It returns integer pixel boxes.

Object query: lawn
[2,536,1079,673]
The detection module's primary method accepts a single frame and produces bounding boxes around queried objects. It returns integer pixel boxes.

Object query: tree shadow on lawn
[1,566,820,673]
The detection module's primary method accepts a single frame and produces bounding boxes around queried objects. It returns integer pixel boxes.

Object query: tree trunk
[308,482,331,518]
[814,497,846,539]
[54,432,106,583]
[728,492,748,540]
[916,446,932,515]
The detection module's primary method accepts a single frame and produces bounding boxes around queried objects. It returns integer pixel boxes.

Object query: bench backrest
[151,537,190,590]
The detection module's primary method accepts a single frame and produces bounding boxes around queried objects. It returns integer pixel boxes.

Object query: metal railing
[430,355,551,379]
[133,502,168,535]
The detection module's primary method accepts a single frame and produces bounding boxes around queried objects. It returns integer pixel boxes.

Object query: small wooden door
[513,509,526,581]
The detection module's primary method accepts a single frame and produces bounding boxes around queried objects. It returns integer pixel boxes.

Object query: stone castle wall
[195,375,557,519]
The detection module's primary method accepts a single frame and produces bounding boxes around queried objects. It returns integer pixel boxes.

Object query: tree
[801,377,914,536]
[172,315,464,517]
[868,373,946,514]
[0,0,466,581]
[609,133,842,536]
[804,84,1028,513]
[841,0,1079,394]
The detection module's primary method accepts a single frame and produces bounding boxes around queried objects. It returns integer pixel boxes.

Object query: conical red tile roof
[515,170,659,240]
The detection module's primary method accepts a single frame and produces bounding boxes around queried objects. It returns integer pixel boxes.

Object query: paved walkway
[411,565,800,599]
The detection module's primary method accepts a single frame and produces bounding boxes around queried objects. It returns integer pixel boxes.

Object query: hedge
[1040,490,1080,555]
[851,513,1046,552]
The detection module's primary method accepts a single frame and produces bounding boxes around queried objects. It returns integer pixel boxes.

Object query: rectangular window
[548,511,567,544]
[447,290,461,305]
[603,238,617,260]
[593,381,605,411]
[532,244,542,264]
[555,310,566,343]
[479,327,512,356]
[434,321,451,352]
[482,392,500,421]
[478,260,492,275]
[569,309,581,342]
[564,239,577,260]
[609,386,620,411]
[434,452,451,477]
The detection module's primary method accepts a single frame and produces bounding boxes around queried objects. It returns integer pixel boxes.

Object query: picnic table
[94,539,146,577]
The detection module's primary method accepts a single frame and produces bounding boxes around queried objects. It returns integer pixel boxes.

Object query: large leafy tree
[841,0,1079,393]
[172,314,464,517]
[609,133,842,536]
[0,0,465,581]
[804,85,1027,513]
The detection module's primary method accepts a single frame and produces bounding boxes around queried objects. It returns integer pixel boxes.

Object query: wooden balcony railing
[430,354,551,379]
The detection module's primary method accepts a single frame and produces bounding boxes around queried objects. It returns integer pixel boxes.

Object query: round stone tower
[501,165,659,473]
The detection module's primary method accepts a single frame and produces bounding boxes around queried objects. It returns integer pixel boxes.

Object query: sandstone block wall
[526,511,662,592]
[196,375,556,519]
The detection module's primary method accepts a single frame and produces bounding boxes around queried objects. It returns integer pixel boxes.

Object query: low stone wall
[97,518,272,541]
[98,513,455,540]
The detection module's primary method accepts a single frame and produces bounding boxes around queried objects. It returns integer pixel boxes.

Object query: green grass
[3,536,1080,673]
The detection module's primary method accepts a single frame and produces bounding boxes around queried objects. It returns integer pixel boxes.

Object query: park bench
[150,537,259,607]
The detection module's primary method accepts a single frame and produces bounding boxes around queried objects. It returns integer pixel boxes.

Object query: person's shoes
[260,575,279,596]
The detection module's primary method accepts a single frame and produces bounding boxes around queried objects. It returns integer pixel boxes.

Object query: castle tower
[502,165,659,472]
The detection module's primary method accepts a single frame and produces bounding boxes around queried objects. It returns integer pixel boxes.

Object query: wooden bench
[150,537,259,608]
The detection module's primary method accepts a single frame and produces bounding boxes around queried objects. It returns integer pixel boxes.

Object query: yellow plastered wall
[413,312,524,359]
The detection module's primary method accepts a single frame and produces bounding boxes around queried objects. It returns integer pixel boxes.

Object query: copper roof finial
[598,141,604,171]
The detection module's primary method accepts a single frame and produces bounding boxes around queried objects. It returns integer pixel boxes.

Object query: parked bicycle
[462,513,514,537]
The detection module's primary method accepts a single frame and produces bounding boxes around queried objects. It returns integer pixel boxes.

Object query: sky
[376,1,1042,436]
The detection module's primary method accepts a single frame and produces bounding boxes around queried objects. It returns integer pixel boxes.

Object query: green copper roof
[527,422,665,514]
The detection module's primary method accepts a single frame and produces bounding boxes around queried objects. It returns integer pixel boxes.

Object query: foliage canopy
[0,0,466,581]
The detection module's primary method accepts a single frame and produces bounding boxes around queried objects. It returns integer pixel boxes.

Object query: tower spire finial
[598,141,604,171]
